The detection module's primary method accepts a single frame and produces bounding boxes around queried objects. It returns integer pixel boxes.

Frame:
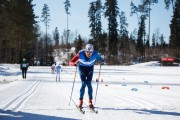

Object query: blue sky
[32,0,173,43]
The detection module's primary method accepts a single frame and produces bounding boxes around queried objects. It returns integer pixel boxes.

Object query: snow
[0,61,180,120]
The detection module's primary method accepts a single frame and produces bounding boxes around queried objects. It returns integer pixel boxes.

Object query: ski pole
[94,64,102,105]
[69,65,78,105]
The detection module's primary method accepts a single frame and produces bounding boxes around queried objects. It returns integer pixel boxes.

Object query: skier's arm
[69,53,79,66]
[20,64,22,70]
[54,66,56,72]
[27,63,29,70]
[60,66,63,72]
[96,53,105,64]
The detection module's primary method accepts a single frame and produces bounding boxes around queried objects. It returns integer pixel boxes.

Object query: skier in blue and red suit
[69,44,104,109]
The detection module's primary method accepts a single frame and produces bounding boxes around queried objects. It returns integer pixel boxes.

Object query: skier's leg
[87,80,93,99]
[56,73,57,81]
[78,66,87,100]
[80,80,86,100]
[58,72,60,81]
[22,69,25,79]
[87,69,94,108]
[87,69,93,99]
[25,69,27,79]
[87,80,94,108]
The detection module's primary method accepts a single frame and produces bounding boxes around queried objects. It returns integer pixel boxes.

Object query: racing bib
[22,63,27,68]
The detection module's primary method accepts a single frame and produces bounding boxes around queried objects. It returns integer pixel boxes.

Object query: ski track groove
[2,77,42,111]
[113,93,162,110]
[61,69,163,117]
[100,84,162,110]
[56,82,90,119]
[56,81,101,120]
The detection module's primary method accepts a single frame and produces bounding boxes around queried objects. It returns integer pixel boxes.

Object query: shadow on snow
[97,107,180,116]
[0,109,78,120]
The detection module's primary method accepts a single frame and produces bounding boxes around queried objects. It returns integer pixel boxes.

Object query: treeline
[0,0,54,65]
[0,0,179,65]
[0,0,37,63]
[74,0,180,64]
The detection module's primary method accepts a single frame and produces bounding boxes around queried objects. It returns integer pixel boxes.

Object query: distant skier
[69,44,104,109]
[20,58,29,79]
[51,64,56,74]
[55,63,62,82]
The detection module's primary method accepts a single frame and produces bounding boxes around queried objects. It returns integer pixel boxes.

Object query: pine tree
[141,0,158,45]
[95,0,103,50]
[137,16,146,62]
[104,0,119,59]
[119,11,129,64]
[88,2,96,39]
[75,34,84,53]
[64,0,71,45]
[152,33,156,48]
[53,27,60,47]
[0,0,37,63]
[160,34,165,56]
[130,0,158,46]
[41,4,50,65]
[164,0,176,11]
[0,0,10,62]
[169,0,180,57]
[88,0,103,51]
[119,11,129,50]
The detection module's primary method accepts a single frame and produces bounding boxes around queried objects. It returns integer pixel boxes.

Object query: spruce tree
[53,27,60,47]
[104,0,119,59]
[137,16,146,62]
[75,34,84,53]
[152,33,156,48]
[88,2,96,39]
[0,0,36,63]
[169,0,180,57]
[64,0,71,45]
[88,0,103,51]
[41,4,50,65]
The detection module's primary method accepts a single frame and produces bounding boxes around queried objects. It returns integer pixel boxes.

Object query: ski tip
[80,109,85,114]
[89,108,98,114]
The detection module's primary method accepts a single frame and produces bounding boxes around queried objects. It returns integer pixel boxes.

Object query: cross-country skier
[51,63,56,74]
[20,58,29,79]
[55,63,62,82]
[69,44,104,109]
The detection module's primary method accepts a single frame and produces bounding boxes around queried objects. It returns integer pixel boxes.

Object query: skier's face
[85,51,93,58]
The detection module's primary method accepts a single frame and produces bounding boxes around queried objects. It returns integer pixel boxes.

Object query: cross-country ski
[89,108,98,114]
[76,105,85,114]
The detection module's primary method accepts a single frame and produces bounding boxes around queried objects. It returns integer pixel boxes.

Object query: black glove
[74,62,79,66]
[100,61,105,65]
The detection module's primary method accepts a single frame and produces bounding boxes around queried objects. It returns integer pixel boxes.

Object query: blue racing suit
[70,49,104,100]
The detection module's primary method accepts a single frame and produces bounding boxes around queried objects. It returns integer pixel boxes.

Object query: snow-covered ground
[0,62,180,120]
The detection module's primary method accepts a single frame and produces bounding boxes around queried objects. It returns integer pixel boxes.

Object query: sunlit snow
[0,62,180,120]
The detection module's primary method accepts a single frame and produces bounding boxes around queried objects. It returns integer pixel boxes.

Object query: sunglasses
[86,51,93,54]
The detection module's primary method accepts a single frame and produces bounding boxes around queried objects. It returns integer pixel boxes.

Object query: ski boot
[89,99,94,109]
[78,99,83,109]
[89,99,98,113]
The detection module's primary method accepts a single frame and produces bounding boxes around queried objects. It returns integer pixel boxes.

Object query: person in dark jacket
[20,58,29,79]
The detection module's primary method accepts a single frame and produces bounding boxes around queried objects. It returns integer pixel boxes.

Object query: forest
[0,0,179,65]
